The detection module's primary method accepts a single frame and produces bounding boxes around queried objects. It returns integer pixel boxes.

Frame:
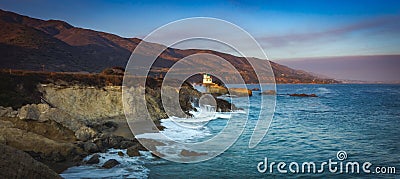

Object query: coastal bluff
[0,70,239,175]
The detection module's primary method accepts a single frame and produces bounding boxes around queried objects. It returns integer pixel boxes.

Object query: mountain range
[0,9,337,84]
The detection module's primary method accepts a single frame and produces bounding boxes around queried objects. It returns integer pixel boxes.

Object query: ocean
[62,84,400,178]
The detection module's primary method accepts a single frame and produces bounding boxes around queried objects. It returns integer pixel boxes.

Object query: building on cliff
[202,73,213,85]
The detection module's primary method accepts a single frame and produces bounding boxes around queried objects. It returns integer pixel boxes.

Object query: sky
[1,0,399,81]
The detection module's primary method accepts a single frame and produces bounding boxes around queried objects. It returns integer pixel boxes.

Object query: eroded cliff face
[38,84,173,122]
[39,85,124,121]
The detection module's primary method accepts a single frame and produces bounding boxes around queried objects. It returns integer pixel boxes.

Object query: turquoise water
[62,84,399,178]
[146,84,400,178]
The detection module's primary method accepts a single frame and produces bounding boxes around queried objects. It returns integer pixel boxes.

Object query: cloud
[257,15,400,49]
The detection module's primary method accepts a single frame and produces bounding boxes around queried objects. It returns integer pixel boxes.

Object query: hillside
[0,9,338,84]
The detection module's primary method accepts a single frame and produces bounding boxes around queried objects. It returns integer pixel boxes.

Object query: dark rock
[102,159,120,169]
[251,88,260,91]
[90,121,118,133]
[216,98,241,112]
[156,124,166,131]
[127,145,141,157]
[105,135,125,148]
[118,140,135,149]
[86,154,100,164]
[117,151,124,157]
[83,142,99,153]
[289,93,318,97]
[93,139,107,153]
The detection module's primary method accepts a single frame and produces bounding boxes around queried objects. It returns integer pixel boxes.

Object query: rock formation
[0,144,62,179]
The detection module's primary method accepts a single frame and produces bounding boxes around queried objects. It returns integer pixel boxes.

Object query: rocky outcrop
[229,88,252,97]
[18,104,50,121]
[17,103,97,141]
[0,122,83,165]
[0,117,85,173]
[261,90,276,95]
[205,85,228,94]
[203,85,252,97]
[0,144,61,179]
[180,149,207,157]
[0,115,142,173]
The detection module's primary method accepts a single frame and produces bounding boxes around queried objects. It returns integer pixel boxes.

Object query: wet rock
[127,149,140,157]
[180,149,207,157]
[86,154,100,164]
[102,159,120,169]
[107,135,125,148]
[127,145,141,157]
[289,93,317,97]
[216,98,241,112]
[117,151,124,157]
[251,88,260,91]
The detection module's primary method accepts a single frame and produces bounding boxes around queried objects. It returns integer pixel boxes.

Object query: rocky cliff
[40,84,124,121]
